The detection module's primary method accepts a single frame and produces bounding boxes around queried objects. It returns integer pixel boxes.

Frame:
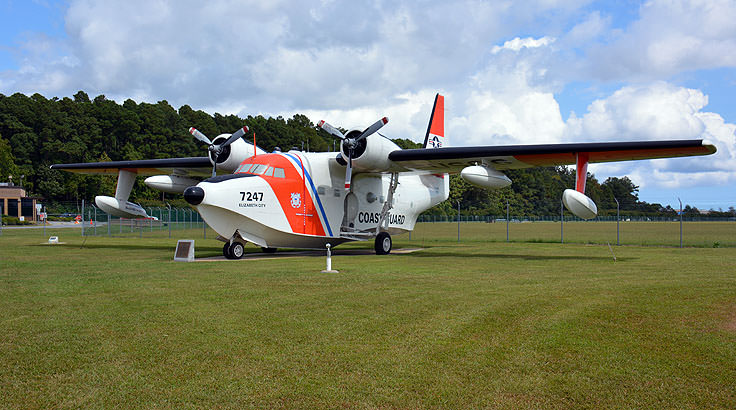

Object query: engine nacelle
[460,165,511,189]
[341,132,400,172]
[209,134,266,173]
[562,189,598,220]
[144,175,200,194]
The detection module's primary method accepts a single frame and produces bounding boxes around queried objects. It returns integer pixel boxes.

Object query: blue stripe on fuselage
[284,153,334,237]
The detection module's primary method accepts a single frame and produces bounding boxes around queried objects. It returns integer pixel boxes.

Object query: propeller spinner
[318,117,388,191]
[190,126,249,177]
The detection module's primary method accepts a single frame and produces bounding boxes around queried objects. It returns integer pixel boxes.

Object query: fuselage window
[273,168,285,178]
[263,166,274,177]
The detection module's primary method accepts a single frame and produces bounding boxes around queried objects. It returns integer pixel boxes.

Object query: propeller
[318,117,388,190]
[189,126,249,177]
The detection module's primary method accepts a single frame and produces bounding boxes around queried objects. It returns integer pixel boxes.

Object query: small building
[0,183,38,223]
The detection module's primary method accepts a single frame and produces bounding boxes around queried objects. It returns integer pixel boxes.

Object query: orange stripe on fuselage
[236,154,326,236]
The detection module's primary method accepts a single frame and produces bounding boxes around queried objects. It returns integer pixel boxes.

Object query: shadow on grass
[29,242,633,262]
[29,242,221,253]
[406,250,633,262]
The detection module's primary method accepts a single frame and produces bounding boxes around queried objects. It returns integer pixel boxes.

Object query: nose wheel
[223,241,245,259]
[375,232,392,255]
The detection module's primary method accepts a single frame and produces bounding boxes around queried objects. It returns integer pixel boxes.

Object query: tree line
[1,91,732,218]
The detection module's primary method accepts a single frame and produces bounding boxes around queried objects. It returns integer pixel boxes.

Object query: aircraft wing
[388,139,716,172]
[49,157,213,177]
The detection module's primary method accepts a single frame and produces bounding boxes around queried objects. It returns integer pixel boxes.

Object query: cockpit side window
[251,164,268,174]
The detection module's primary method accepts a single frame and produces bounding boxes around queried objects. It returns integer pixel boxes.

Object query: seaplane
[51,94,717,258]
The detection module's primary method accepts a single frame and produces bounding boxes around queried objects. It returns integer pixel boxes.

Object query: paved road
[1,221,101,229]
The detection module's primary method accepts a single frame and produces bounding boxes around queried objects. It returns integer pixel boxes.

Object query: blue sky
[1,0,735,210]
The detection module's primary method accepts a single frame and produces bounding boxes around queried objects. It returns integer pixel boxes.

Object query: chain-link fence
[2,203,734,247]
[75,206,213,239]
[417,214,736,223]
[0,204,216,240]
[409,218,736,248]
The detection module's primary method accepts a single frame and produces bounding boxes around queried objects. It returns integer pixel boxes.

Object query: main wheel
[261,247,278,254]
[375,232,392,255]
[223,242,233,259]
[229,242,245,259]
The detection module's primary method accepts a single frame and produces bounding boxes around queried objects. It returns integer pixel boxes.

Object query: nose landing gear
[223,241,246,259]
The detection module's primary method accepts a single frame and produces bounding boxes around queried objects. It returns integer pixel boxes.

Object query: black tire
[261,247,278,254]
[230,242,245,259]
[375,232,392,255]
[223,242,233,259]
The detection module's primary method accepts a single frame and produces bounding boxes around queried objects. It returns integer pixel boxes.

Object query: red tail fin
[423,94,447,148]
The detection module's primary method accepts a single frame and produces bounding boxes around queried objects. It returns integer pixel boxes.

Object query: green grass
[1,228,735,408]
[34,220,736,248]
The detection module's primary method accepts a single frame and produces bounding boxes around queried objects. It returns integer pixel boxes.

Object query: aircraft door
[342,192,359,230]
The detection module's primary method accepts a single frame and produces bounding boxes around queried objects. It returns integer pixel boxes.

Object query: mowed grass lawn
[1,228,735,408]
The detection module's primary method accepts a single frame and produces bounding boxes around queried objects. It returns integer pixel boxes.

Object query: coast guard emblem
[290,192,301,208]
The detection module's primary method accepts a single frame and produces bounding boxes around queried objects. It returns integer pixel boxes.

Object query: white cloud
[568,83,736,189]
[491,36,556,54]
[2,0,735,198]
[585,0,736,80]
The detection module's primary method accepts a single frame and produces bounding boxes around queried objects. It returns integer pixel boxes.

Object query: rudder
[423,93,447,148]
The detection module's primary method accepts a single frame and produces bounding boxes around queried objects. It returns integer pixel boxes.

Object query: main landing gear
[223,241,245,260]
[375,232,392,255]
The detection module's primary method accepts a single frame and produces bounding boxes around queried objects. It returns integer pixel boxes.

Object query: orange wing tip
[701,140,717,154]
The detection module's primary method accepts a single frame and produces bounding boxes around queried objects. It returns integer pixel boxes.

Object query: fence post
[614,197,620,246]
[81,199,85,237]
[560,199,564,244]
[108,212,111,236]
[506,200,509,242]
[678,197,683,248]
[457,200,460,243]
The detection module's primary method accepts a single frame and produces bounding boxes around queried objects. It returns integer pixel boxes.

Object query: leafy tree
[1,90,723,218]
[0,133,19,182]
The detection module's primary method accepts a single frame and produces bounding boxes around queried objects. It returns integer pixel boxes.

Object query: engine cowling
[209,134,266,173]
[144,175,200,194]
[341,131,399,172]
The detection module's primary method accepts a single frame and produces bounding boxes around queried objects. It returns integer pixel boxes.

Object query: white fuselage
[190,151,449,249]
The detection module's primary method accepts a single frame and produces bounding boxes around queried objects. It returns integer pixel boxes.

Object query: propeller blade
[356,117,388,141]
[317,120,345,139]
[344,154,352,190]
[189,127,212,145]
[221,126,249,149]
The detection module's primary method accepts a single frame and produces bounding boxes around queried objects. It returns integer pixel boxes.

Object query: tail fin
[423,93,448,148]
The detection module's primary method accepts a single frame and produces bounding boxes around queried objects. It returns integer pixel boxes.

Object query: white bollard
[321,243,338,273]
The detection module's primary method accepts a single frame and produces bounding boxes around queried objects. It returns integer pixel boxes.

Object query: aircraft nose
[183,186,205,205]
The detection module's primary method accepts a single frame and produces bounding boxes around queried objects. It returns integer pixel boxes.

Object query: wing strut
[576,152,589,193]
[563,152,597,220]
